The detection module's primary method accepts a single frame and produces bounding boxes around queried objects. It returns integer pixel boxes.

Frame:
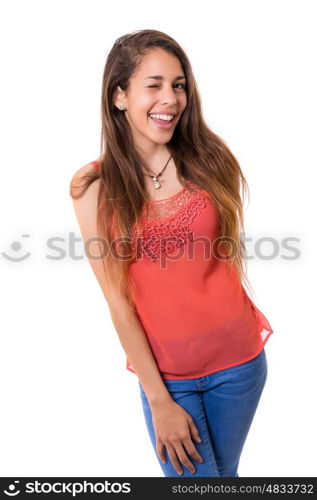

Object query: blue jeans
[139,348,268,477]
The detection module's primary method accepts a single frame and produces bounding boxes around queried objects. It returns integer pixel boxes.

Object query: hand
[151,400,204,475]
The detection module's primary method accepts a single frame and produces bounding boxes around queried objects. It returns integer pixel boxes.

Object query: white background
[1,0,316,477]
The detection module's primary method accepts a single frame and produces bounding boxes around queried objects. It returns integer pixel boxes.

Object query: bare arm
[70,163,172,409]
[109,299,174,408]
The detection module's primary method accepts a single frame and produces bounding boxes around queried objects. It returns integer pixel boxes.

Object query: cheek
[180,95,187,110]
[138,94,155,114]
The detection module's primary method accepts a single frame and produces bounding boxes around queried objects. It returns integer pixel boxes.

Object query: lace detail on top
[131,180,209,262]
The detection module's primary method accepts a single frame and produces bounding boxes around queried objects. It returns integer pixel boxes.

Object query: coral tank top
[91,160,274,380]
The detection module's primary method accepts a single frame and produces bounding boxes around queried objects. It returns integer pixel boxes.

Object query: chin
[151,134,174,145]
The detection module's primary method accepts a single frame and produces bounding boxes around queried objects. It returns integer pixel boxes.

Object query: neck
[137,144,171,169]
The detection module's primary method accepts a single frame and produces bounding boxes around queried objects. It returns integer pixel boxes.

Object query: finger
[156,440,167,464]
[182,437,204,464]
[188,419,202,443]
[165,443,183,476]
[173,442,196,474]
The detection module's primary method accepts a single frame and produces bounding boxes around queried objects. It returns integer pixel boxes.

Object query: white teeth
[149,113,174,121]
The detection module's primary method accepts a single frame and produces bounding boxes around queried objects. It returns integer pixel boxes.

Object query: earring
[119,103,126,111]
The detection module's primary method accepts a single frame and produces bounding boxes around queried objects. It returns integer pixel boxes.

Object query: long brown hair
[70,29,254,310]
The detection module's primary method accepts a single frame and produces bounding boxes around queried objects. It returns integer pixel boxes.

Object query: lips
[148,114,175,129]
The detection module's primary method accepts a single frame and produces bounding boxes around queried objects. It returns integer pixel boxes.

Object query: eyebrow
[144,75,186,81]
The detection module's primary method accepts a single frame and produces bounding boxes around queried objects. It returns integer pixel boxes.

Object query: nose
[159,84,178,105]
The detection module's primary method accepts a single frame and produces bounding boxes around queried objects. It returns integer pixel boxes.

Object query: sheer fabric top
[91,160,274,380]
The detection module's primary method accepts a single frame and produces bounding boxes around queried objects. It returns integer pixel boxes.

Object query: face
[114,48,187,152]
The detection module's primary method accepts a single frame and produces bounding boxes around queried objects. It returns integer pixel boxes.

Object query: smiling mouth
[148,114,176,123]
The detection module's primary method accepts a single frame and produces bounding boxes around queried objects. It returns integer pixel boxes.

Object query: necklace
[142,154,173,189]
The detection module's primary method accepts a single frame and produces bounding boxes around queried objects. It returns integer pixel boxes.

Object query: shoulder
[69,160,101,197]
[71,160,100,183]
[70,161,102,232]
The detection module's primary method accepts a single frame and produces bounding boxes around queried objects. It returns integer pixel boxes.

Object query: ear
[113,85,127,110]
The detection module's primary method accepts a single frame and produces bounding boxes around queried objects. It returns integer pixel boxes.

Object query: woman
[70,29,274,477]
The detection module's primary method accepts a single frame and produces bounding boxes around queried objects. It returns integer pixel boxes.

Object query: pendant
[152,176,161,189]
